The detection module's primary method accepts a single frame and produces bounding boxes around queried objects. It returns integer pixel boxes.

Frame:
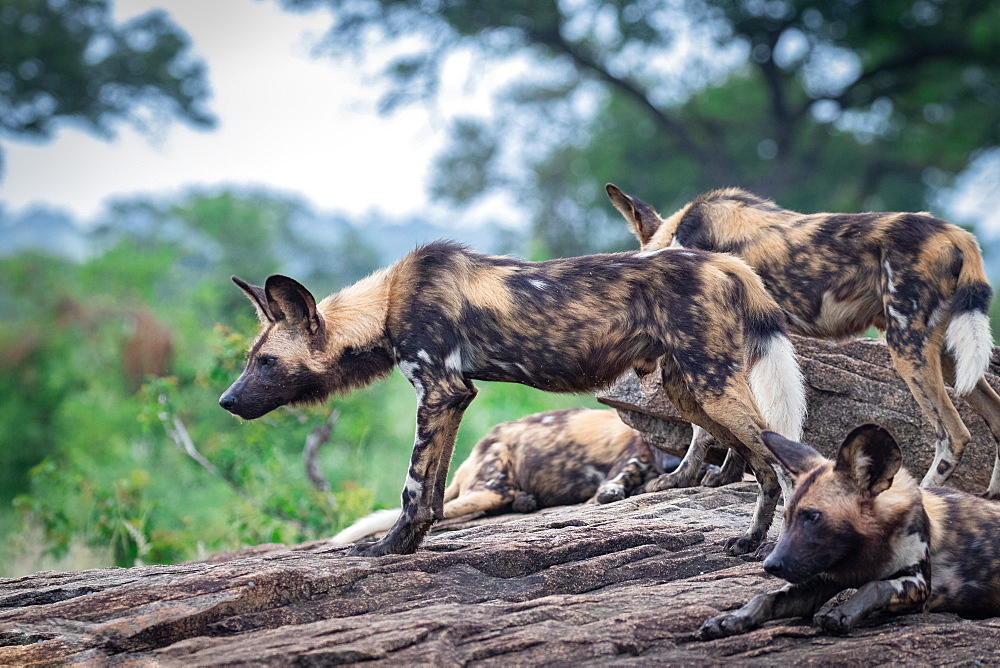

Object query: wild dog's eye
[799,509,822,524]
[259,355,277,367]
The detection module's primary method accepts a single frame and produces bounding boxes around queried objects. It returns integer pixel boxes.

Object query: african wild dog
[607,184,999,495]
[329,407,680,545]
[219,240,806,556]
[700,424,1000,638]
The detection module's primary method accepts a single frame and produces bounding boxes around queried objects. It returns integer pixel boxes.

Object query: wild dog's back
[390,242,793,397]
[924,488,1000,616]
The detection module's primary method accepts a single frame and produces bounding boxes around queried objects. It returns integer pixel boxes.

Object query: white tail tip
[946,311,992,395]
[749,334,806,440]
[329,508,401,545]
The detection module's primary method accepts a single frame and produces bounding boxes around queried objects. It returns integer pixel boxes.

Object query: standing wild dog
[329,407,681,545]
[219,240,806,556]
[607,184,1000,495]
[700,424,1000,638]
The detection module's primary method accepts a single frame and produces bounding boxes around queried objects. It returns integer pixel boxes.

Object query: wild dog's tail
[329,508,401,546]
[724,262,806,440]
[331,476,466,545]
[945,228,993,395]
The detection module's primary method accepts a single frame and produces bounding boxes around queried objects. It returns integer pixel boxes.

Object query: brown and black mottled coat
[700,425,1000,639]
[330,408,679,545]
[608,184,1000,495]
[220,241,805,556]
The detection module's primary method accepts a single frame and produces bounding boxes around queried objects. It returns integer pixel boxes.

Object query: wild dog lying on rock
[219,240,805,556]
[329,407,681,545]
[608,184,1000,496]
[700,424,1000,638]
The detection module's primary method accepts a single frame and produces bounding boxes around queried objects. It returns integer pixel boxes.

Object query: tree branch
[304,409,340,494]
[540,29,735,184]
[797,42,964,119]
[156,395,312,531]
[157,394,218,475]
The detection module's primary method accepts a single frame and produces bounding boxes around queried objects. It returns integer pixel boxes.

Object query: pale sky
[0,0,500,226]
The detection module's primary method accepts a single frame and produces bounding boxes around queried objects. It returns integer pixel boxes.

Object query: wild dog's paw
[346,541,384,557]
[814,607,857,635]
[594,483,626,504]
[511,491,538,513]
[700,464,742,487]
[643,470,698,492]
[346,539,403,558]
[750,539,776,561]
[724,534,762,557]
[698,612,754,639]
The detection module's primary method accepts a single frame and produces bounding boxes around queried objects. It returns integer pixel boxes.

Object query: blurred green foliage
[0,188,596,576]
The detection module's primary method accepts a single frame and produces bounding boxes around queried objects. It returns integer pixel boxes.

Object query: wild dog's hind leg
[349,366,476,557]
[442,489,513,519]
[885,299,971,487]
[660,357,783,557]
[444,442,522,516]
[594,444,659,503]
[966,378,1000,498]
[943,356,1000,497]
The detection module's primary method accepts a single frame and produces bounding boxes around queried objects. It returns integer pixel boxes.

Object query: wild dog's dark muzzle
[763,552,788,578]
[219,376,279,420]
[218,390,238,412]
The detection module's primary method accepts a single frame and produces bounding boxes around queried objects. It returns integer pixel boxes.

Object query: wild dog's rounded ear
[233,276,274,324]
[605,183,663,246]
[264,275,323,337]
[834,424,902,497]
[762,431,825,476]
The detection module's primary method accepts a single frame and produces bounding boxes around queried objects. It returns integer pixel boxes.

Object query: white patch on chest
[399,360,424,402]
[444,348,463,372]
[881,531,928,579]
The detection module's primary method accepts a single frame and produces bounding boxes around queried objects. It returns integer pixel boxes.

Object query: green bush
[0,190,598,576]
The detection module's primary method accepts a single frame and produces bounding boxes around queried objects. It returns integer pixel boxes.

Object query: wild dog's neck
[316,265,394,360]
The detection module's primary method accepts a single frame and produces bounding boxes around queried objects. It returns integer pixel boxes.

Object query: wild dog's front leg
[814,567,930,634]
[349,373,476,557]
[700,579,842,639]
[886,305,970,487]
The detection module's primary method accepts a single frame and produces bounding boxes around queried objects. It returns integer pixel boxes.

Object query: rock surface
[3,483,1000,666]
[598,335,1000,493]
[4,335,1000,665]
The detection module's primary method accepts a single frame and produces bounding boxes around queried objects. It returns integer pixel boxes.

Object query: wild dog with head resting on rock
[329,407,681,545]
[607,184,1000,496]
[700,424,1000,638]
[219,240,806,557]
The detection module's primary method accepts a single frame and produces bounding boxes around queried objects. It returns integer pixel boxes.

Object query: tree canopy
[277,0,1000,256]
